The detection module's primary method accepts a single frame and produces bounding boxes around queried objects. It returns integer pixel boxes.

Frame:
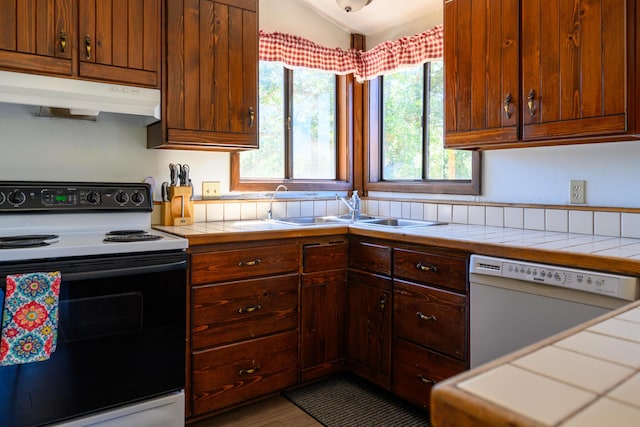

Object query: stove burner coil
[0,234,59,249]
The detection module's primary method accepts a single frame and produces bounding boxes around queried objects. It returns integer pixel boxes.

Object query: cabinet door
[521,0,627,141]
[444,0,519,148]
[346,270,392,390]
[0,0,73,75]
[300,270,347,382]
[160,0,258,150]
[78,0,160,87]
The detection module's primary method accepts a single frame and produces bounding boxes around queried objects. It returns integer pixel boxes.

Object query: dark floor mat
[282,373,431,427]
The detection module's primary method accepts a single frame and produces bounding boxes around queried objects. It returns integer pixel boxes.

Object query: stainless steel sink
[358,218,447,227]
[269,214,377,226]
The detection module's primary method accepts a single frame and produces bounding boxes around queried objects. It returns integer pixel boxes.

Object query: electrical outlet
[202,181,221,199]
[570,180,586,204]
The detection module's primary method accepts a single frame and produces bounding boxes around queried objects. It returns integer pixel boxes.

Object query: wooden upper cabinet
[0,0,74,75]
[521,0,626,141]
[445,0,639,150]
[78,0,160,87]
[444,0,520,148]
[148,0,258,151]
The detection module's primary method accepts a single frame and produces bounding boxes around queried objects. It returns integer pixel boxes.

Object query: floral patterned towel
[0,272,61,366]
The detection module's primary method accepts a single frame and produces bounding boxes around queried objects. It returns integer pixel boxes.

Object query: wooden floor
[190,395,323,427]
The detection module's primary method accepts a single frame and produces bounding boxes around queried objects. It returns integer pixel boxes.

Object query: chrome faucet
[267,184,288,219]
[336,190,361,221]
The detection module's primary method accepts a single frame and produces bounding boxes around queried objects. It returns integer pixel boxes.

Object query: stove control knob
[8,190,26,206]
[115,191,129,205]
[131,191,144,205]
[85,191,100,205]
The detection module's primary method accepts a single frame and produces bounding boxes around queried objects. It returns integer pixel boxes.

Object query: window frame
[365,64,481,195]
[230,68,352,192]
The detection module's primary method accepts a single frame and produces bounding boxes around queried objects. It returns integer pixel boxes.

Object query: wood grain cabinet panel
[445,0,638,149]
[392,338,466,410]
[0,0,73,75]
[78,0,160,87]
[349,239,391,276]
[191,331,298,415]
[393,280,467,360]
[149,0,258,150]
[346,270,392,390]
[190,243,299,284]
[191,274,299,350]
[394,248,467,292]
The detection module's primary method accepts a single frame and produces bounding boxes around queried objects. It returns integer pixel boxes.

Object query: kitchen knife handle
[84,35,92,60]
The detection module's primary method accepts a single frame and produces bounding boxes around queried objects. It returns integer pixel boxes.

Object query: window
[368,61,480,194]
[231,62,351,191]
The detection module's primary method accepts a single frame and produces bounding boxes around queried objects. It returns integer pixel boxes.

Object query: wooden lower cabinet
[191,331,298,415]
[392,338,466,409]
[346,270,392,390]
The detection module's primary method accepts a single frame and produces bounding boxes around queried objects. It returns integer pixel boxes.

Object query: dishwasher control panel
[470,255,639,301]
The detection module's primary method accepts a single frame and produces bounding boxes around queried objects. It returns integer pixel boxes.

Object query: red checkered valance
[259,25,443,82]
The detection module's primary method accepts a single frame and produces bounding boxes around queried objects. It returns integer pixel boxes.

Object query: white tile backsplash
[188,197,638,240]
[486,207,504,227]
[595,211,621,236]
[504,207,524,229]
[569,210,594,234]
[546,209,568,232]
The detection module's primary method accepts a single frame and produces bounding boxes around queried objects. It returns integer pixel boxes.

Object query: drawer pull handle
[59,30,67,53]
[504,93,512,119]
[248,107,255,127]
[417,374,436,385]
[417,312,437,322]
[239,365,261,375]
[238,304,262,314]
[528,89,536,116]
[238,259,261,267]
[416,263,438,272]
[379,294,387,312]
[84,35,92,60]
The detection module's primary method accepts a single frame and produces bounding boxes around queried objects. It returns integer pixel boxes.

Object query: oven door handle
[62,260,187,281]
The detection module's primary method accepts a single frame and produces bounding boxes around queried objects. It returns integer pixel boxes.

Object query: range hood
[0,70,161,119]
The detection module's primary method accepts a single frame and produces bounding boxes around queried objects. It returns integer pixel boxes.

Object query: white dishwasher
[469,254,640,368]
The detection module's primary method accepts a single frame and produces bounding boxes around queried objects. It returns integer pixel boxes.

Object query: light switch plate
[202,181,221,199]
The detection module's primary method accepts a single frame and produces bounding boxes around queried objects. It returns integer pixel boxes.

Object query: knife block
[161,186,194,226]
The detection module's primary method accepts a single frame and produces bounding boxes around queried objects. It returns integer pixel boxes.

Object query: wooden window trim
[230,74,353,192]
[364,75,481,196]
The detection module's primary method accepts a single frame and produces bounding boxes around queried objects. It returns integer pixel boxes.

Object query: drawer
[192,274,298,349]
[394,249,467,292]
[191,243,299,285]
[191,331,298,415]
[393,280,467,360]
[392,338,466,409]
[303,240,348,273]
[349,240,391,276]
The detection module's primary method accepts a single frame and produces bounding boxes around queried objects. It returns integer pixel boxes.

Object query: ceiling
[295,0,443,36]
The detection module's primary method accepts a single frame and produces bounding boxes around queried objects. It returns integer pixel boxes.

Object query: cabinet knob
[248,107,255,127]
[59,31,67,53]
[527,89,536,116]
[416,263,438,273]
[416,311,437,322]
[238,364,261,375]
[417,374,437,385]
[238,258,261,267]
[504,93,512,119]
[238,304,262,314]
[84,35,92,60]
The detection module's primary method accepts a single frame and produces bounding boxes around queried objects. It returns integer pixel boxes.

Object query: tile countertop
[430,300,640,427]
[156,219,640,425]
[154,221,640,276]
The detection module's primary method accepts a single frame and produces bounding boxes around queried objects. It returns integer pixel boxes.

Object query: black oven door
[0,251,186,427]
